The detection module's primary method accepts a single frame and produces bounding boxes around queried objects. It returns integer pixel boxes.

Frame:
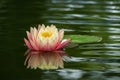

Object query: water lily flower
[24,50,70,70]
[24,24,71,51]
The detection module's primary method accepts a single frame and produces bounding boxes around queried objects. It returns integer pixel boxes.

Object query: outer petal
[33,27,38,39]
[29,39,39,50]
[26,31,32,41]
[56,39,71,50]
[24,38,33,49]
[55,29,64,48]
[58,29,64,42]
[38,24,41,31]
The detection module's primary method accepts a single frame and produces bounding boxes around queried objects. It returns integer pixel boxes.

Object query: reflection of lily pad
[64,35,102,43]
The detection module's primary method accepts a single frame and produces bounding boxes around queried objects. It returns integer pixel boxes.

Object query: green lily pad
[64,35,102,43]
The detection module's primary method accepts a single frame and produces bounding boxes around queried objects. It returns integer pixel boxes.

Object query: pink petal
[29,39,39,50]
[54,29,64,48]
[26,31,32,41]
[41,43,52,51]
[38,24,41,31]
[56,39,71,50]
[30,27,34,33]
[27,28,39,49]
[58,29,64,43]
[24,38,33,49]
[33,27,38,39]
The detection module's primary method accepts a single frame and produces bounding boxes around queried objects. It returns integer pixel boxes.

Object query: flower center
[41,32,52,37]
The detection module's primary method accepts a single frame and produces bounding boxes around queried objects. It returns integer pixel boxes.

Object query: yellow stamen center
[41,32,52,37]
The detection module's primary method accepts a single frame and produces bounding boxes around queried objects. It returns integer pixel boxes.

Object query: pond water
[0,0,120,80]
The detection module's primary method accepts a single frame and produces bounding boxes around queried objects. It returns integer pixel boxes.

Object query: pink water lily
[24,24,71,51]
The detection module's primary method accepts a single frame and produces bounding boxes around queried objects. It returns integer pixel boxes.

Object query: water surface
[0,0,120,80]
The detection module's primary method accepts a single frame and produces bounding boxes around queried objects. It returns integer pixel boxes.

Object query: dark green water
[0,0,120,80]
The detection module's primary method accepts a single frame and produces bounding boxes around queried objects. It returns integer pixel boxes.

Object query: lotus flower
[24,50,70,70]
[24,24,71,51]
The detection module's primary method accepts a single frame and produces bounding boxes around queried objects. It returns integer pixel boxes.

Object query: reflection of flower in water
[24,50,70,70]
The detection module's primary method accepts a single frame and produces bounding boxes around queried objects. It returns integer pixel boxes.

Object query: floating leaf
[64,35,102,43]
